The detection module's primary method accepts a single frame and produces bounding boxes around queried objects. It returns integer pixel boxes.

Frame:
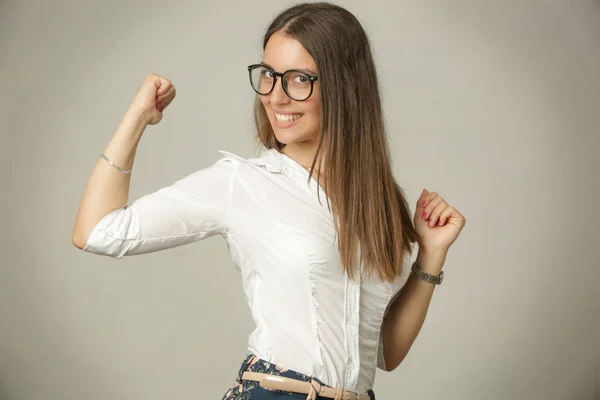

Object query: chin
[273,130,311,146]
[271,123,318,145]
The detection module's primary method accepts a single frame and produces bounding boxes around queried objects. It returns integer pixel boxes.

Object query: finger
[437,206,454,226]
[161,94,175,110]
[156,90,175,111]
[155,86,174,104]
[451,208,467,226]
[155,96,167,110]
[418,191,438,209]
[427,201,448,227]
[157,87,176,107]
[417,189,428,206]
[154,97,164,112]
[422,195,442,220]
[159,100,171,112]
[156,79,172,96]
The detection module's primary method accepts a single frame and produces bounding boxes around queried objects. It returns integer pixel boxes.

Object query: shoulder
[202,150,253,175]
[211,150,252,176]
[214,149,272,172]
[202,150,264,185]
[170,151,247,190]
[208,148,284,182]
[215,150,263,165]
[215,150,245,165]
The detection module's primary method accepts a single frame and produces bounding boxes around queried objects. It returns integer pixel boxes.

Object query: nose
[270,77,290,105]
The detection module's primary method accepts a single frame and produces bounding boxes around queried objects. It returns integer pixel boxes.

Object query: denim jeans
[221,353,376,400]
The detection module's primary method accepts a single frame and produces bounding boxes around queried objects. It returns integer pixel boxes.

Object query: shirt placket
[344,259,362,390]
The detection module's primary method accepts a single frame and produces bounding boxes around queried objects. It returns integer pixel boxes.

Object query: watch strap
[410,261,444,285]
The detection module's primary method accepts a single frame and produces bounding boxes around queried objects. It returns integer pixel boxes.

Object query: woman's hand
[126,72,176,126]
[414,189,466,254]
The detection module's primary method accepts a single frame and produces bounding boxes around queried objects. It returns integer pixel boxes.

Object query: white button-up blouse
[82,147,412,393]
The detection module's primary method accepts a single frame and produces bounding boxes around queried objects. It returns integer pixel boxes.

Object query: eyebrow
[261,61,317,76]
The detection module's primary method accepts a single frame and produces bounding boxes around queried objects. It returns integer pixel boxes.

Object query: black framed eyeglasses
[247,64,318,101]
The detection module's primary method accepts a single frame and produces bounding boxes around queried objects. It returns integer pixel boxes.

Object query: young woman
[72,2,466,399]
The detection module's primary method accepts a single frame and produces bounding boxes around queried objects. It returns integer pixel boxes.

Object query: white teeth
[275,113,303,123]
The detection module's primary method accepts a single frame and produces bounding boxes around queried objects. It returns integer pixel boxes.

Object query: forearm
[381,249,447,371]
[72,111,148,248]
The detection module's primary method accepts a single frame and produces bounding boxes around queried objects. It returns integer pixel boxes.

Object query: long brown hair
[254,2,419,282]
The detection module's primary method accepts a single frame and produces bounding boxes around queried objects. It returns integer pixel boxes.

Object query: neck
[281,141,324,172]
[281,142,329,195]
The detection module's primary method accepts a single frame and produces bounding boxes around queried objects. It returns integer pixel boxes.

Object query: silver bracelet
[100,154,132,174]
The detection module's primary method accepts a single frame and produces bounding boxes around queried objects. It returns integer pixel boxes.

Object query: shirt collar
[246,148,307,178]
[218,148,330,209]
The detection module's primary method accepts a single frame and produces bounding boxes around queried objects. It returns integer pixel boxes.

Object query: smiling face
[260,30,321,149]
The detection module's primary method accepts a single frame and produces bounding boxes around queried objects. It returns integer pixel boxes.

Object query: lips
[272,111,304,128]
[275,113,303,122]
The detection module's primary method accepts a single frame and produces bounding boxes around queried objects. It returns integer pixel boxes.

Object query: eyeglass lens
[249,66,312,101]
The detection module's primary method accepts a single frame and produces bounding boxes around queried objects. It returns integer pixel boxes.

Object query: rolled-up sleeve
[82,155,240,258]
[377,253,412,371]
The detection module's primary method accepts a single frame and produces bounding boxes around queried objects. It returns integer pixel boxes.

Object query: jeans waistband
[225,353,376,400]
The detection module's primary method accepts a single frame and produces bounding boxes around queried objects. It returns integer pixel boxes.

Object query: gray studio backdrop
[1,0,599,399]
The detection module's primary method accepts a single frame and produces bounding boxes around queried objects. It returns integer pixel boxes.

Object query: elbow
[72,229,88,250]
[385,359,401,372]
[386,351,409,372]
[381,359,399,373]
[381,348,407,372]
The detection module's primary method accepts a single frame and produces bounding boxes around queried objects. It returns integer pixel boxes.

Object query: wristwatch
[410,261,444,285]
